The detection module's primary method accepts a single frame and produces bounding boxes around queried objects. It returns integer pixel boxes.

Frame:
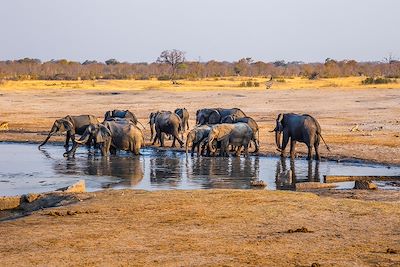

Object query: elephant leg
[173,131,184,148]
[314,143,320,161]
[191,144,196,156]
[307,145,313,160]
[159,132,165,147]
[290,140,297,159]
[244,144,249,157]
[110,146,117,155]
[64,131,71,147]
[254,139,259,153]
[235,145,242,157]
[280,134,290,158]
[171,136,176,147]
[63,142,80,157]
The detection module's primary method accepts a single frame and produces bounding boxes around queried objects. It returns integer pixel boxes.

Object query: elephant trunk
[38,133,52,148]
[185,140,189,155]
[208,137,216,153]
[275,130,282,150]
[74,133,90,145]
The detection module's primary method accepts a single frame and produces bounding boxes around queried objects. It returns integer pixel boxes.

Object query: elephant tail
[137,120,146,130]
[318,132,331,152]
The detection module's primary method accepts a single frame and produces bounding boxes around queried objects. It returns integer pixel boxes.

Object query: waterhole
[0,143,399,196]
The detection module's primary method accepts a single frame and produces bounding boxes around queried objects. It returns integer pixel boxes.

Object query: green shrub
[362,77,396,85]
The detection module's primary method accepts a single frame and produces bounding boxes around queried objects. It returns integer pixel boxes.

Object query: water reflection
[275,158,320,190]
[10,144,398,194]
[54,154,144,187]
[186,156,259,189]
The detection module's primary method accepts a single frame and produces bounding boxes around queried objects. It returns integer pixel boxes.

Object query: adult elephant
[64,119,144,157]
[196,108,247,125]
[185,125,211,156]
[38,115,99,148]
[221,115,260,152]
[104,109,145,128]
[151,111,184,148]
[273,113,330,160]
[207,123,253,157]
[174,108,190,131]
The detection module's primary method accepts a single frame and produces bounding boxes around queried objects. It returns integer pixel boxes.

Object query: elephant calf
[64,119,144,157]
[174,108,190,131]
[185,125,211,156]
[207,123,253,157]
[39,115,99,148]
[273,113,330,160]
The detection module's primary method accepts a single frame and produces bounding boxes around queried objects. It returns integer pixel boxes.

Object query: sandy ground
[0,85,399,266]
[0,86,399,164]
[0,190,399,266]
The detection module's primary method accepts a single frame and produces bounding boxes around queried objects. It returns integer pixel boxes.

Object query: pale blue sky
[1,0,399,62]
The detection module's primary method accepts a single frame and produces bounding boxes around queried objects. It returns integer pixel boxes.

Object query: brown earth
[0,86,399,164]
[0,190,399,266]
[0,86,399,266]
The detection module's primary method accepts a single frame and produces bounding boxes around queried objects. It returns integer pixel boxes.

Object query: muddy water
[0,143,399,196]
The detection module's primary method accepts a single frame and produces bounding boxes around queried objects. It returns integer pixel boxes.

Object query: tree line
[0,53,399,81]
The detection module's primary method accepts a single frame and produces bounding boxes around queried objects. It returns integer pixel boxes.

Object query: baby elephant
[64,119,144,157]
[174,108,190,131]
[185,125,211,156]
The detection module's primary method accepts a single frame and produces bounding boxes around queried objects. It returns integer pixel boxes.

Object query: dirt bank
[0,85,399,165]
[0,189,399,266]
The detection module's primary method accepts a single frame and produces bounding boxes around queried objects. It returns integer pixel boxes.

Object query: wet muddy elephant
[207,123,253,157]
[273,113,330,161]
[196,108,247,125]
[174,108,190,131]
[151,111,184,148]
[185,125,211,156]
[64,119,144,157]
[39,115,99,148]
[221,115,260,152]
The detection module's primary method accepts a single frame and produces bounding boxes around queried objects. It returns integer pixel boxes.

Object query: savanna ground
[0,77,399,266]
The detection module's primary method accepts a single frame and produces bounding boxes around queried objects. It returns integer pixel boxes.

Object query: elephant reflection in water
[149,153,182,187]
[275,158,320,190]
[187,156,260,189]
[54,155,144,187]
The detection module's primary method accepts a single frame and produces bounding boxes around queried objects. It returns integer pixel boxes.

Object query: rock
[23,193,41,203]
[56,180,86,193]
[250,180,266,187]
[296,182,337,190]
[354,180,377,190]
[0,196,21,210]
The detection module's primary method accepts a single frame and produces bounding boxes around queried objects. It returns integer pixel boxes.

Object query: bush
[239,80,260,87]
[362,77,396,85]
[157,75,171,81]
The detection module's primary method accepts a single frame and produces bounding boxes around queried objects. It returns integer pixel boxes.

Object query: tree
[157,49,186,82]
[105,59,120,65]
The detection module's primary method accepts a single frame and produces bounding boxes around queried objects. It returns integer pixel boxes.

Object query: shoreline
[1,139,399,168]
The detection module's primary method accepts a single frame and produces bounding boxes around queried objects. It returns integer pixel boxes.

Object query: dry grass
[1,76,399,91]
[0,190,399,266]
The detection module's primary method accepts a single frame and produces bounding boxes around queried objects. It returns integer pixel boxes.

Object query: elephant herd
[38,108,330,161]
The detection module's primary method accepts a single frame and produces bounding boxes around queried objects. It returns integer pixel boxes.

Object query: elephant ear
[96,125,111,143]
[208,110,221,124]
[58,119,74,133]
[215,126,232,142]
[104,111,111,120]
